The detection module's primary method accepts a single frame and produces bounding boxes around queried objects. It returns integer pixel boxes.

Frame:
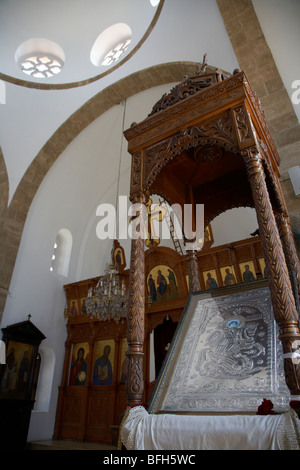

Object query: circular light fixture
[90,23,132,67]
[101,38,131,66]
[19,54,64,78]
[15,38,65,78]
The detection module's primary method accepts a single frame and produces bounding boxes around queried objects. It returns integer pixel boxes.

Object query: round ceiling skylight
[90,23,132,67]
[15,38,65,78]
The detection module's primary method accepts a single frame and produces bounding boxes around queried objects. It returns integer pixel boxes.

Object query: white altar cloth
[120,406,300,450]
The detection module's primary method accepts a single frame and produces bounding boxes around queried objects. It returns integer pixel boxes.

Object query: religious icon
[240,261,256,283]
[92,340,115,385]
[203,270,218,289]
[112,240,126,272]
[0,341,33,397]
[69,342,89,385]
[147,265,179,302]
[148,273,157,301]
[80,298,87,315]
[148,282,289,414]
[203,224,214,249]
[259,258,267,278]
[70,299,78,316]
[220,266,236,286]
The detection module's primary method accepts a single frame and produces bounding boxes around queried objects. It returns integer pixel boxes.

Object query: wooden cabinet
[0,319,45,449]
[53,315,128,444]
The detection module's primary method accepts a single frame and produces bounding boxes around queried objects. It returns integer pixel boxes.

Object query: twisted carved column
[126,193,146,406]
[186,250,200,293]
[242,147,300,398]
[276,212,300,303]
[263,158,300,303]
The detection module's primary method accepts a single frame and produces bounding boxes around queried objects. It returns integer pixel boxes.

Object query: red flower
[257,398,274,415]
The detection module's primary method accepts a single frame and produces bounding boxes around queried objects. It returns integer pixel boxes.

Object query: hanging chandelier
[85,262,128,323]
[85,100,128,323]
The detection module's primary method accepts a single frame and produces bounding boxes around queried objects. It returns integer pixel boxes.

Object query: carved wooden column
[273,175,300,305]
[276,211,300,305]
[126,193,146,406]
[242,146,300,399]
[186,250,200,293]
[262,157,300,304]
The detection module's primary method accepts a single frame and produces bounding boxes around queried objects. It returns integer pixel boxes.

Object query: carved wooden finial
[197,53,207,75]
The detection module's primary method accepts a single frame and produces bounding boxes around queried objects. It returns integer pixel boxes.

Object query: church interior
[0,0,300,451]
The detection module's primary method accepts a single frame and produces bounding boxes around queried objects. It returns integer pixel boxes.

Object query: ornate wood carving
[193,145,223,164]
[148,72,221,117]
[231,103,255,149]
[124,72,246,143]
[242,78,280,168]
[186,250,200,293]
[276,212,300,303]
[259,149,300,302]
[126,194,147,405]
[242,146,300,396]
[130,151,142,194]
[143,112,237,192]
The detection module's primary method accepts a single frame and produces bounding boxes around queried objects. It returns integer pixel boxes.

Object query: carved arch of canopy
[140,108,256,226]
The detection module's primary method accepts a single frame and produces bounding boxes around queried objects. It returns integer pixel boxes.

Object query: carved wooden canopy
[124,65,300,408]
[124,68,280,225]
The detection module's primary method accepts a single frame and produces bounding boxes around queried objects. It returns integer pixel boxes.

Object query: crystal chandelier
[85,262,128,323]
[85,100,128,323]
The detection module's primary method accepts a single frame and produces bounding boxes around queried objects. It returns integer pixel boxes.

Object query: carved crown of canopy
[124,62,281,224]
[147,66,232,117]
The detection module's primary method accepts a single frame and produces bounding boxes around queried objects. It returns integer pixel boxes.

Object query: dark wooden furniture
[0,319,45,449]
